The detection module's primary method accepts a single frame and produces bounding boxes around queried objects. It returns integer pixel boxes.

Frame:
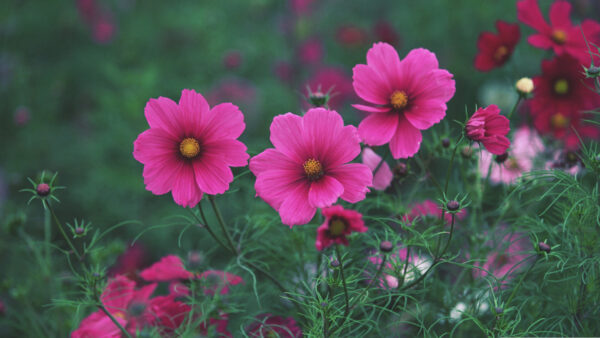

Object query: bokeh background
[1,0,600,335]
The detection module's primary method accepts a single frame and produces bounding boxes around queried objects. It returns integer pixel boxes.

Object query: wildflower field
[2,0,600,337]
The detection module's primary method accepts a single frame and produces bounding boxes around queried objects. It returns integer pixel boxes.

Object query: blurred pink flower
[315,205,367,251]
[223,50,243,69]
[373,21,400,46]
[14,106,30,126]
[298,38,324,65]
[473,233,530,283]
[76,0,116,44]
[246,314,302,337]
[290,0,315,15]
[336,25,368,46]
[133,89,249,208]
[206,78,257,112]
[274,61,293,83]
[353,43,455,159]
[479,126,544,185]
[403,199,467,225]
[305,66,353,110]
[108,243,148,281]
[361,147,393,191]
[368,247,432,288]
[250,108,372,226]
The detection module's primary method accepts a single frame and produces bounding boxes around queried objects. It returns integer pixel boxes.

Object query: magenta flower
[315,205,367,251]
[250,108,372,226]
[403,200,467,225]
[133,89,249,208]
[246,314,302,337]
[352,42,455,159]
[465,105,510,155]
[361,147,393,191]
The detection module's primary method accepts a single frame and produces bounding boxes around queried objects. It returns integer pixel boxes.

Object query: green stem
[503,255,537,310]
[351,254,387,307]
[208,196,238,254]
[43,207,51,267]
[47,204,82,261]
[329,246,350,335]
[444,134,464,195]
[195,204,233,255]
[506,96,522,120]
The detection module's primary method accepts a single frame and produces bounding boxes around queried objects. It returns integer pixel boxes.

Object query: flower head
[315,205,367,251]
[250,108,372,226]
[517,0,600,65]
[361,147,393,191]
[516,77,534,95]
[465,105,510,155]
[352,43,455,159]
[133,89,249,208]
[473,232,530,283]
[475,21,521,72]
[246,314,302,338]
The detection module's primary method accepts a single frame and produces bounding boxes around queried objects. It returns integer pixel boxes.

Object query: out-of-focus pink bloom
[246,314,302,337]
[133,89,249,208]
[315,205,367,251]
[361,147,393,191]
[353,43,456,159]
[14,106,30,126]
[223,50,243,69]
[369,247,432,288]
[479,126,544,185]
[206,78,257,112]
[108,243,147,281]
[305,66,354,110]
[517,0,600,65]
[336,25,368,46]
[466,105,511,155]
[474,21,520,72]
[545,150,581,175]
[144,295,192,336]
[250,108,372,226]
[290,0,315,15]
[92,15,116,44]
[76,0,116,44]
[298,38,323,65]
[274,61,293,84]
[373,21,400,46]
[473,233,530,283]
[0,300,5,316]
[198,270,245,296]
[403,200,467,225]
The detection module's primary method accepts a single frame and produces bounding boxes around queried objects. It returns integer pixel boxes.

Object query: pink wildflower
[368,247,432,289]
[250,108,372,226]
[479,126,544,185]
[473,233,530,283]
[315,205,367,251]
[133,89,249,208]
[246,314,302,337]
[465,105,510,155]
[361,147,393,191]
[353,43,456,159]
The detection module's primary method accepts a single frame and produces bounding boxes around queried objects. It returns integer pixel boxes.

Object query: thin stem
[440,214,456,255]
[208,196,237,254]
[194,204,233,255]
[43,207,51,267]
[444,134,464,195]
[503,255,537,310]
[329,246,350,335]
[97,305,132,338]
[506,96,522,120]
[47,204,82,261]
[322,305,329,338]
[351,254,387,307]
[373,150,389,177]
[402,246,411,281]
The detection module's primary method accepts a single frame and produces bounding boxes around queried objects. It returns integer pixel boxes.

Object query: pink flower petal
[254,169,305,210]
[527,34,553,49]
[549,0,571,28]
[203,139,249,167]
[140,255,194,281]
[351,104,391,113]
[201,103,245,141]
[389,115,422,159]
[328,163,372,203]
[517,0,551,33]
[269,113,308,163]
[101,276,136,314]
[171,164,203,207]
[278,183,315,226]
[193,155,234,195]
[144,97,183,138]
[308,175,344,208]
[362,147,393,190]
[178,89,210,136]
[398,48,440,88]
[250,149,299,177]
[366,42,402,88]
[142,159,185,195]
[352,64,390,105]
[358,112,399,146]
[133,128,178,165]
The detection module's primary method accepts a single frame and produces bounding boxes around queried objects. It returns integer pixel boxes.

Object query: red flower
[108,243,147,281]
[529,55,600,148]
[474,21,520,71]
[315,205,367,251]
[517,0,600,65]
[465,105,511,155]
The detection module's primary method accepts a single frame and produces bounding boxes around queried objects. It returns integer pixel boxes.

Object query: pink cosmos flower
[368,247,432,289]
[403,200,467,225]
[352,42,455,159]
[133,89,249,208]
[250,108,372,226]
[479,126,544,185]
[361,147,393,191]
[473,233,530,283]
[315,205,367,251]
[517,0,600,65]
[465,105,510,155]
[246,314,302,337]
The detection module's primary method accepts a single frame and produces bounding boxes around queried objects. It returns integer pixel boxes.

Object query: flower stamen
[553,79,569,95]
[179,138,201,159]
[390,90,408,110]
[329,218,347,237]
[551,29,567,44]
[303,158,323,180]
[551,113,569,129]
[493,45,508,61]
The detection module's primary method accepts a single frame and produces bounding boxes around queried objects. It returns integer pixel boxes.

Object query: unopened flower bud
[442,138,450,148]
[495,307,503,315]
[309,91,329,107]
[461,146,473,158]
[516,77,534,95]
[393,163,407,177]
[187,251,204,270]
[330,259,340,268]
[586,65,600,78]
[75,227,85,235]
[495,152,509,164]
[379,241,393,253]
[446,200,460,211]
[538,242,551,253]
[321,302,328,308]
[36,183,50,197]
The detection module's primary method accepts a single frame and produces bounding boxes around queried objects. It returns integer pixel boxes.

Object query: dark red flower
[336,25,367,47]
[465,105,511,155]
[475,21,520,71]
[246,314,302,337]
[108,243,147,281]
[373,21,400,46]
[315,205,367,251]
[517,0,600,65]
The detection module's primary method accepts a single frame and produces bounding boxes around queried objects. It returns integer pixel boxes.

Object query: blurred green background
[1,0,599,334]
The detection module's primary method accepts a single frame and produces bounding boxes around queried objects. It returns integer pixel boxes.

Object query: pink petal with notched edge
[202,139,249,167]
[142,160,185,195]
[133,128,178,165]
[389,115,422,159]
[178,89,210,137]
[308,175,344,208]
[279,183,315,226]
[366,42,402,88]
[517,0,551,34]
[328,163,372,203]
[101,276,136,313]
[171,164,203,208]
[351,104,391,113]
[249,148,299,177]
[144,97,183,139]
[201,102,245,141]
[193,155,234,195]
[549,0,571,28]
[397,48,440,89]
[362,147,392,190]
[352,64,390,105]
[269,113,308,163]
[358,112,399,146]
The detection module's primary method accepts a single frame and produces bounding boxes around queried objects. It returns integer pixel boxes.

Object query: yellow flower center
[553,79,569,95]
[551,29,567,44]
[551,113,569,129]
[179,137,200,158]
[507,158,520,170]
[303,158,323,180]
[494,45,508,61]
[390,90,408,110]
[329,219,346,236]
[113,311,127,320]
